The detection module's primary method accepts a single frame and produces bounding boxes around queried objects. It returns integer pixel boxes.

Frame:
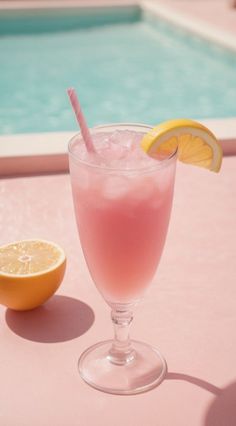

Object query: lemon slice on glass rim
[141,118,223,172]
[0,239,66,310]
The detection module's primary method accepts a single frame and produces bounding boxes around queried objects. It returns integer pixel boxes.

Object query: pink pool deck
[0,157,236,425]
[151,0,236,39]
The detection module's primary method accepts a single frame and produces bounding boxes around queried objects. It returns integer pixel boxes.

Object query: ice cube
[130,177,156,204]
[102,175,130,200]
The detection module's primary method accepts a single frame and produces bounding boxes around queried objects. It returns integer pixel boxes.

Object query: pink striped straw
[67,88,96,153]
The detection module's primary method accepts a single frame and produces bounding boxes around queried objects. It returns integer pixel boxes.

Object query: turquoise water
[0,8,236,134]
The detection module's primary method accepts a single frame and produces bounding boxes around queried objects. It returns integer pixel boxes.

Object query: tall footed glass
[68,123,177,395]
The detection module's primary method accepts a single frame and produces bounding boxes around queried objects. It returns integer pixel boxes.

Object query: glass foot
[78,340,167,395]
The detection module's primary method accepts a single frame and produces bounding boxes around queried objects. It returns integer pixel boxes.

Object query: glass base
[78,340,167,395]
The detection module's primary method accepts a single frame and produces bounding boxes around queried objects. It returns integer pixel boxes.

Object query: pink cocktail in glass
[69,123,177,394]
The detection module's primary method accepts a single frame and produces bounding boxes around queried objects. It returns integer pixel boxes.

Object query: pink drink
[69,124,176,305]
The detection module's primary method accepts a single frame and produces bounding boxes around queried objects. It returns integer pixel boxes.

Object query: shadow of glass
[204,381,236,426]
[166,372,221,396]
[5,295,95,343]
[166,373,236,423]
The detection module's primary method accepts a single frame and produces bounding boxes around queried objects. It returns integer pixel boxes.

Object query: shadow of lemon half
[0,239,66,311]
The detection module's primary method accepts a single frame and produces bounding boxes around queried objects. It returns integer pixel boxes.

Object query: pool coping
[1,118,236,177]
[0,1,138,11]
[0,0,236,177]
[142,1,236,53]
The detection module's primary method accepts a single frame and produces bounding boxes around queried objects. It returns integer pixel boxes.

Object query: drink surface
[70,129,176,304]
[70,129,163,169]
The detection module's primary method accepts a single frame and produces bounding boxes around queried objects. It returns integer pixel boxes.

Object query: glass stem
[108,309,135,365]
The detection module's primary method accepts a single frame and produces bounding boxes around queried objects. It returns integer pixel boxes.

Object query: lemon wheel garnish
[0,239,66,310]
[141,119,222,172]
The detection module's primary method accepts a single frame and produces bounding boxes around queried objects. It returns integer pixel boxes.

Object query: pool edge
[141,0,236,53]
[0,118,236,177]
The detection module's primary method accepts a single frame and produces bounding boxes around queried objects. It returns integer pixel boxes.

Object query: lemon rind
[141,119,222,173]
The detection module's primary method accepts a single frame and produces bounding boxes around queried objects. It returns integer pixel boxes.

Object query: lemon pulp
[0,240,65,276]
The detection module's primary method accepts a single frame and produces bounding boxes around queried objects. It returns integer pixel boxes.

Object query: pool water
[0,7,236,134]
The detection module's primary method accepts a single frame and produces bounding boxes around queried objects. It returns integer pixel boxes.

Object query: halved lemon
[141,119,222,172]
[0,239,66,311]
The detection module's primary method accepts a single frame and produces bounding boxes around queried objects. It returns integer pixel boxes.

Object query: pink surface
[160,0,236,38]
[0,158,236,425]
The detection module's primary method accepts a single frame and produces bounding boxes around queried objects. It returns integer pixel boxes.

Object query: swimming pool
[0,6,236,135]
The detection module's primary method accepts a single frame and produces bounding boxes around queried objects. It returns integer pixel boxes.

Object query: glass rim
[68,123,178,173]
